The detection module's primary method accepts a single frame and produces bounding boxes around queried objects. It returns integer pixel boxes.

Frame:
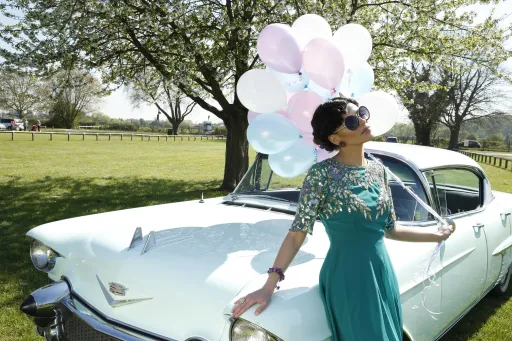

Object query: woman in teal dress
[232,97,453,341]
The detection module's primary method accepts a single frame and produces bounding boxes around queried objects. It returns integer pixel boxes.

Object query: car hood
[28,199,330,341]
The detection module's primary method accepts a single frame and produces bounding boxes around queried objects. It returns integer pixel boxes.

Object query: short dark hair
[311,97,359,152]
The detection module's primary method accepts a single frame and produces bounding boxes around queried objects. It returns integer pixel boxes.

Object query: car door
[424,168,488,327]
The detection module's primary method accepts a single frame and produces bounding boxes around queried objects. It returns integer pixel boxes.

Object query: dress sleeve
[383,166,397,231]
[289,163,326,235]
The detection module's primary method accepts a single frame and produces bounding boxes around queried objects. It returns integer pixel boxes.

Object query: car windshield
[232,153,433,222]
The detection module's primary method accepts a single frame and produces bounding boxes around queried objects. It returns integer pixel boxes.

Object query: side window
[424,168,481,216]
[377,155,432,222]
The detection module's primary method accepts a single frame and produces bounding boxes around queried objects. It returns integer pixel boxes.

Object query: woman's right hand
[231,286,274,318]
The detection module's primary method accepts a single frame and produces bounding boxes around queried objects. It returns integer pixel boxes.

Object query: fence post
[174,136,176,141]
[201,136,203,140]
[148,135,151,141]
[32,132,34,141]
[166,136,168,142]
[181,136,183,141]
[131,134,133,141]
[96,133,99,141]
[158,136,160,142]
[108,134,111,141]
[494,157,497,166]
[11,131,14,141]
[506,160,509,170]
[68,133,70,141]
[121,134,123,141]
[50,133,53,141]
[83,133,85,141]
[499,158,503,168]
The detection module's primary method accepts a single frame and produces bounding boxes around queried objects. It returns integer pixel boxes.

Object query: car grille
[64,314,120,341]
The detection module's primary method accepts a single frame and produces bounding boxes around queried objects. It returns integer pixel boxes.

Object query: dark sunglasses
[332,106,370,133]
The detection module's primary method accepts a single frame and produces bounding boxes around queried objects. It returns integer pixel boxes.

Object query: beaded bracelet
[267,267,285,290]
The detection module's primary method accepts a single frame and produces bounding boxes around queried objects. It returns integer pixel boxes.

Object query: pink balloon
[316,148,338,162]
[303,38,345,91]
[288,91,323,132]
[248,111,261,123]
[276,107,290,119]
[257,24,302,74]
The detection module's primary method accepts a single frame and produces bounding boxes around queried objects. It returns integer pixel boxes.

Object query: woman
[231,97,453,341]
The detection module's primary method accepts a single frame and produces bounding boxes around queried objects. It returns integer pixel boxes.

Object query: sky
[1,1,511,123]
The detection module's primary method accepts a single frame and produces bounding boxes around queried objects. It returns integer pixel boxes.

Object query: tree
[1,0,510,189]
[45,70,104,128]
[129,73,197,135]
[441,61,510,149]
[397,63,452,146]
[0,69,43,119]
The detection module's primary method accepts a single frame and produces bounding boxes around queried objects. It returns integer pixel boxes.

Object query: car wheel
[493,263,512,295]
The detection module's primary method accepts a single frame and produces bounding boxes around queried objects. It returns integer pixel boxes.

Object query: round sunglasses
[332,106,370,133]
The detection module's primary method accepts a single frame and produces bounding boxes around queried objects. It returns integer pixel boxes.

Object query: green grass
[0,137,511,340]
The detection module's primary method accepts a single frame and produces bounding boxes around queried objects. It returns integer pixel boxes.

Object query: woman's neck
[333,145,366,167]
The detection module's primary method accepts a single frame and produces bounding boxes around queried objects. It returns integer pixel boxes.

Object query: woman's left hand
[436,224,454,241]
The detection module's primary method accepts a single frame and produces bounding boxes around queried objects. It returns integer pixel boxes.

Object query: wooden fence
[0,131,226,142]
[459,150,512,171]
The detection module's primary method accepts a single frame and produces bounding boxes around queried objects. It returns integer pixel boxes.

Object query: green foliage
[373,136,385,142]
[466,133,478,140]
[486,133,505,142]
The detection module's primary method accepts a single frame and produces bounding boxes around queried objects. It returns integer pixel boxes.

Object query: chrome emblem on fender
[109,282,128,296]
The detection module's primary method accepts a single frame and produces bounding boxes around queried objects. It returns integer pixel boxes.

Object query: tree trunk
[448,125,461,150]
[413,123,432,146]
[220,107,249,192]
[170,119,182,135]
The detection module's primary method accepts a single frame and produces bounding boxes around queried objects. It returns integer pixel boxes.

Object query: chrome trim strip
[141,231,156,255]
[61,296,161,341]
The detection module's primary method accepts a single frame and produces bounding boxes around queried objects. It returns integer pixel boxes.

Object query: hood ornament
[128,227,143,250]
[96,276,152,308]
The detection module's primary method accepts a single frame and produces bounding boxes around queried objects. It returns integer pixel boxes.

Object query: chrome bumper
[20,280,173,341]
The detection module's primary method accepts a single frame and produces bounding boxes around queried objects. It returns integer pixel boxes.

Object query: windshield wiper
[229,194,294,204]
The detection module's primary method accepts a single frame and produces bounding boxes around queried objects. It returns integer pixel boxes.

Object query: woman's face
[329,103,373,147]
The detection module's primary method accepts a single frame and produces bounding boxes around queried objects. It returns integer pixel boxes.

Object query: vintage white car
[21,142,512,341]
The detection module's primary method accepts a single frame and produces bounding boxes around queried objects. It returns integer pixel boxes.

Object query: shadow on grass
[0,175,227,312]
[438,285,512,341]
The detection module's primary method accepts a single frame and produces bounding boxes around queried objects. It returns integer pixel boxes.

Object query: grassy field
[0,136,511,340]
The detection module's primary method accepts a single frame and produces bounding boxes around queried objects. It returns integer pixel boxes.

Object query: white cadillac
[21,142,512,341]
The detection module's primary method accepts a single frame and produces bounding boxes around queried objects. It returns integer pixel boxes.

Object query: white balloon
[292,14,333,50]
[356,91,399,136]
[269,139,316,178]
[237,69,287,113]
[333,24,372,69]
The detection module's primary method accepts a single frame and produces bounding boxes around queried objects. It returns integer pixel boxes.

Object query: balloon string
[367,152,445,318]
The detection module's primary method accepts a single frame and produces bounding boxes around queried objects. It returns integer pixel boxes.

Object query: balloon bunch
[237,14,399,178]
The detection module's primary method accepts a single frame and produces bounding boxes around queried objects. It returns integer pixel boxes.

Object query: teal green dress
[290,158,402,341]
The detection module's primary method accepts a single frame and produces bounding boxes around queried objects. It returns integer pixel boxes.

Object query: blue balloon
[268,139,316,178]
[247,113,300,155]
[267,67,310,93]
[339,63,374,98]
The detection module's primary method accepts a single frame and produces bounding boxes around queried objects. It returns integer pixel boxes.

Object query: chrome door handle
[474,223,484,230]
[501,212,511,219]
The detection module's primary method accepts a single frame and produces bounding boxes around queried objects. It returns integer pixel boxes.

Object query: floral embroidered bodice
[290,158,396,235]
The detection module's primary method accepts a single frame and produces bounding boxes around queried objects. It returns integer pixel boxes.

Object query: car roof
[365,141,481,171]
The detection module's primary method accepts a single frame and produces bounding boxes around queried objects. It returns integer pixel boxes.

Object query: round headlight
[30,240,57,272]
[231,318,282,341]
